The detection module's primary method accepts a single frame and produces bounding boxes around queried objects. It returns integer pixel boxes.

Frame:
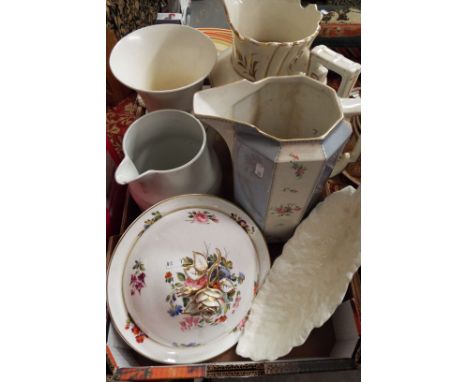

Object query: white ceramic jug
[115,110,221,210]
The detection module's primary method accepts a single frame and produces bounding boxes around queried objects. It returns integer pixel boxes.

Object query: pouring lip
[121,109,208,180]
[194,75,347,143]
[222,0,322,47]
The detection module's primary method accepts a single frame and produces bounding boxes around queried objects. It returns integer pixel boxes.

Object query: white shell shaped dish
[236,186,360,361]
[107,194,270,363]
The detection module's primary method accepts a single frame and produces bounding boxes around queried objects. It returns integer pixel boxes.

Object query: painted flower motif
[231,315,248,333]
[129,260,146,295]
[291,162,307,178]
[233,296,241,310]
[195,212,208,223]
[168,304,183,317]
[289,153,307,179]
[191,287,226,320]
[179,315,201,332]
[238,317,247,330]
[165,247,244,330]
[230,213,255,234]
[186,210,219,224]
[233,292,242,311]
[271,203,302,217]
[217,315,227,323]
[184,275,208,289]
[125,316,148,343]
[139,211,162,237]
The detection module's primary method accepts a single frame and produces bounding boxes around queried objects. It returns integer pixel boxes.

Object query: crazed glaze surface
[236,186,361,361]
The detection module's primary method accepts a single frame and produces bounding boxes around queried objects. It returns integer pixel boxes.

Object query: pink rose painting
[186,210,219,224]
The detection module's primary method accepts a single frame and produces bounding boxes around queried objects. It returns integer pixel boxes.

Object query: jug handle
[330,112,361,177]
[307,45,361,98]
[307,45,361,177]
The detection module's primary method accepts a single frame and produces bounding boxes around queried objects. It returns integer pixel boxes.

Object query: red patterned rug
[106,94,139,164]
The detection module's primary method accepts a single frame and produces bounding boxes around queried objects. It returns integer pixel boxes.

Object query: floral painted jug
[194,73,361,242]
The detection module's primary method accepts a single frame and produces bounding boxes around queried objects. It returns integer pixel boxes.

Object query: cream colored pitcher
[223,0,360,87]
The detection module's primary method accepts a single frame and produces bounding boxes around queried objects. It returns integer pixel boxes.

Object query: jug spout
[193,79,261,157]
[115,157,140,185]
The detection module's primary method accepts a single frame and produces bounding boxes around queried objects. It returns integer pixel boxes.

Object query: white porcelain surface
[109,24,217,111]
[331,112,361,177]
[194,75,360,241]
[209,47,243,88]
[115,110,221,210]
[123,208,257,347]
[236,186,361,361]
[223,0,322,80]
[107,194,270,363]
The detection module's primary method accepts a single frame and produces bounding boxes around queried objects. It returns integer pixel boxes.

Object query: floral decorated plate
[107,194,270,363]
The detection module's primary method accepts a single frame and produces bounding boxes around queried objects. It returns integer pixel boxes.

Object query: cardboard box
[106,193,361,380]
[107,298,359,380]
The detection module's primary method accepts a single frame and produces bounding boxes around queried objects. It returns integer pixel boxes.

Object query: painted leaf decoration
[181,257,194,267]
[251,60,258,77]
[193,252,208,272]
[177,272,186,281]
[218,299,226,312]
